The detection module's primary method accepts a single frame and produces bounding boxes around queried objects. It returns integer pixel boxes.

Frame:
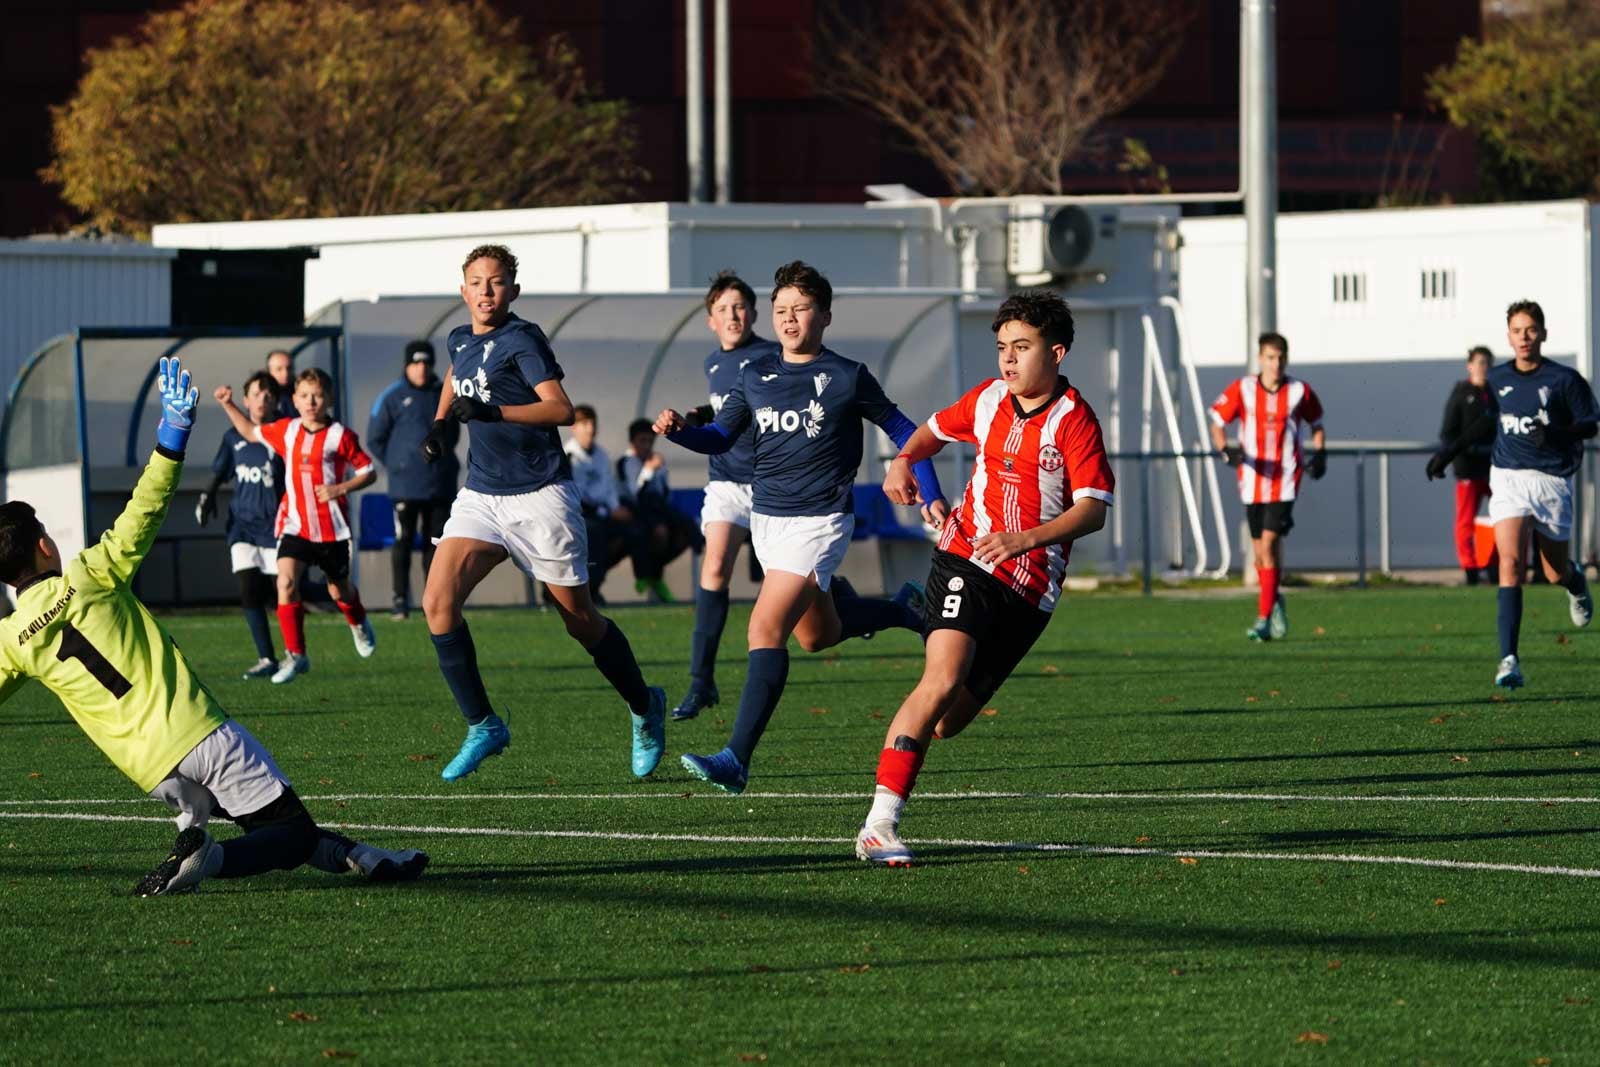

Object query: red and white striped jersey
[1209,375,1324,504]
[254,418,373,543]
[929,377,1114,613]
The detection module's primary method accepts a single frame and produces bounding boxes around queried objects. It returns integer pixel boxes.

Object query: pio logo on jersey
[754,401,827,439]
[234,463,275,487]
[454,367,494,403]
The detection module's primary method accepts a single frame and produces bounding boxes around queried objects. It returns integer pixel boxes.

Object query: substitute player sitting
[1427,300,1595,688]
[419,244,667,782]
[656,260,944,795]
[852,291,1112,867]
[1209,332,1326,642]
[0,358,426,896]
[215,368,379,682]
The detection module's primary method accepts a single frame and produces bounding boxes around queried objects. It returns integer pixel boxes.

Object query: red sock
[276,602,306,655]
[335,589,366,626]
[1257,567,1280,618]
[875,747,926,800]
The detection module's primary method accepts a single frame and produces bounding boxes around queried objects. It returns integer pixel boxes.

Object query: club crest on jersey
[481,340,495,364]
[709,363,720,375]
[813,372,831,396]
[1539,386,1551,407]
[1039,445,1065,473]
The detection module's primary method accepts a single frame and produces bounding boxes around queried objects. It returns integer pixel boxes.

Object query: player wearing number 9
[0,356,428,895]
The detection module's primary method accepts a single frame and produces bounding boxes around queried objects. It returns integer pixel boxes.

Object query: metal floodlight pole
[1244,0,1277,371]
[713,0,731,203]
[686,0,708,203]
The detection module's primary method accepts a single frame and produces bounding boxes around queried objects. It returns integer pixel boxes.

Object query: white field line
[2,809,1599,881]
[1,789,1598,806]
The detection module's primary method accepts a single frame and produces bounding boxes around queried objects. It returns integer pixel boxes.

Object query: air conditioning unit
[1006,202,1120,283]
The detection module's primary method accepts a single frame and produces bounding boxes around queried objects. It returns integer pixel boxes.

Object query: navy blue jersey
[705,336,780,484]
[711,348,902,517]
[1490,358,1599,478]
[210,428,283,548]
[446,314,572,495]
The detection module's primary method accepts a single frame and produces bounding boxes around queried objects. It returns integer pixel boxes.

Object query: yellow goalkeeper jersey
[0,451,226,792]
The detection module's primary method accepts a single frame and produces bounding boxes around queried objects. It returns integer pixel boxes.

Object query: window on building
[1332,272,1367,304]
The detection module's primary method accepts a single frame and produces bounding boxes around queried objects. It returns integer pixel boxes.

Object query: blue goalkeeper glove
[155,356,199,453]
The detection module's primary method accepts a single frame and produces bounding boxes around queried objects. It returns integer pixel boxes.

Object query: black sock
[589,618,650,715]
[218,822,317,877]
[728,648,790,766]
[1559,562,1588,595]
[1497,586,1523,658]
[431,624,495,725]
[690,586,730,687]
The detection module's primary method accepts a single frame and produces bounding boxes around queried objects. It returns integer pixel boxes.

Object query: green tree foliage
[46,0,644,233]
[1429,7,1600,200]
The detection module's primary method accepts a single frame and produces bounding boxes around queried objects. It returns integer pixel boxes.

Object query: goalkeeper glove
[448,394,502,423]
[420,419,451,464]
[155,356,199,453]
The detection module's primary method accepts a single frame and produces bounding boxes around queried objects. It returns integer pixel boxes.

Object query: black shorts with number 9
[923,550,1051,705]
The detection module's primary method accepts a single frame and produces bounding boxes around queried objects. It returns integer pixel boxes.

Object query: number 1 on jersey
[56,622,132,698]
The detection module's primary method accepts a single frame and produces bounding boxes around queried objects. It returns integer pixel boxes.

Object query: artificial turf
[1,585,1597,1064]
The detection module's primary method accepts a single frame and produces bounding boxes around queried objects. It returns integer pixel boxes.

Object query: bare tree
[820,0,1193,196]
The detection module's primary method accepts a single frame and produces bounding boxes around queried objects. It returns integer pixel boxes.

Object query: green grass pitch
[2,585,1598,1064]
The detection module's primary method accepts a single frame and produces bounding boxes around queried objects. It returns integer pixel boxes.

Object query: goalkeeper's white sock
[866,785,905,830]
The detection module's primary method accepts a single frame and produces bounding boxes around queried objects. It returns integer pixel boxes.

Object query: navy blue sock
[727,647,790,766]
[836,593,915,640]
[218,822,317,878]
[242,606,275,660]
[1497,586,1523,658]
[431,624,495,725]
[1559,562,1588,595]
[690,587,730,687]
[590,618,650,715]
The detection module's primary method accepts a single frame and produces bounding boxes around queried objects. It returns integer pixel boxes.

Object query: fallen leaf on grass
[1135,835,1152,844]
[1041,664,1059,674]
[838,963,871,973]
[1450,755,1470,763]
[170,938,193,946]
[1557,633,1570,645]
[807,707,830,716]
[1326,960,1342,970]
[1268,689,1281,697]
[1429,715,1452,725]
[1178,857,1198,866]
[739,1055,769,1064]
[868,712,885,720]
[747,964,772,974]
[1532,1058,1552,1066]
[317,778,334,785]
[980,708,998,717]
[1245,695,1259,703]
[289,1011,319,1023]
[1489,693,1507,703]
[320,1052,357,1061]
[405,754,436,762]
[1158,695,1177,704]
[26,772,41,779]
[1169,967,1185,976]
[1576,752,1586,758]
[1296,1031,1330,1045]
[1313,626,1327,636]
[1433,898,1448,907]
[1564,996,1592,1006]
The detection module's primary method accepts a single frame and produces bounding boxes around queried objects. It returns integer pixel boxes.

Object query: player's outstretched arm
[972,498,1108,567]
[82,357,197,587]
[659,407,737,455]
[212,384,259,442]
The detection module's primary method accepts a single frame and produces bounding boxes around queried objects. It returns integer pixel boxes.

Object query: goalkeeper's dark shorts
[277,534,352,581]
[1246,501,1295,538]
[922,551,1050,705]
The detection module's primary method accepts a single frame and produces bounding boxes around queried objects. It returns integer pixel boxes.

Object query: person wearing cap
[368,340,459,619]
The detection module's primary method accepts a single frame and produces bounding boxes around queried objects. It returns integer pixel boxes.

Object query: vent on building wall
[1331,272,1366,304]
[1420,268,1455,301]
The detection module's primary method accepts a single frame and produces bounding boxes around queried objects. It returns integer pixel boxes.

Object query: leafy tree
[46,0,643,234]
[1429,5,1600,200]
[819,0,1193,196]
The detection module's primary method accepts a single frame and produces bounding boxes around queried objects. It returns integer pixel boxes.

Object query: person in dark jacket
[1439,345,1497,584]
[369,340,459,618]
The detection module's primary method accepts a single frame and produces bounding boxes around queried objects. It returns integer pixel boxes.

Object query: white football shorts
[1488,466,1573,541]
[441,483,588,586]
[700,480,754,530]
[229,541,278,575]
[149,719,289,829]
[750,511,854,591]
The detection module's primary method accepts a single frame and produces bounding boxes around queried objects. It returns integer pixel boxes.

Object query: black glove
[420,418,451,464]
[685,404,716,428]
[1219,444,1244,467]
[1307,448,1327,480]
[195,491,217,527]
[1528,422,1567,451]
[1425,450,1451,481]
[449,394,502,423]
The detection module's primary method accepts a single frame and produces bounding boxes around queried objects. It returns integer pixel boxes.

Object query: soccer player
[670,271,780,722]
[853,291,1113,866]
[1437,345,1497,585]
[1427,300,1595,688]
[0,357,426,896]
[195,370,285,678]
[368,340,459,620]
[1208,332,1326,641]
[214,367,378,683]
[655,260,944,794]
[418,244,666,782]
